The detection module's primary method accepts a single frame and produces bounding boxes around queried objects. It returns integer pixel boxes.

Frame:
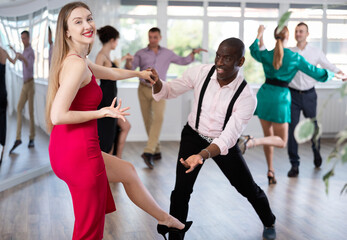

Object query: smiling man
[151,38,277,240]
[287,22,344,177]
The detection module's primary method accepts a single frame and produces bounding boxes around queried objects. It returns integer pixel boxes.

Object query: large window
[327,4,347,19]
[208,21,239,63]
[119,0,157,15]
[118,18,156,82]
[167,19,203,79]
[289,4,323,19]
[245,3,279,18]
[0,7,52,80]
[2,0,346,86]
[167,1,203,16]
[327,23,347,74]
[116,0,347,85]
[243,20,277,84]
[207,2,241,17]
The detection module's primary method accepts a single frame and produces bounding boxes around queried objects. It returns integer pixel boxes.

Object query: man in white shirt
[151,38,276,240]
[287,22,344,177]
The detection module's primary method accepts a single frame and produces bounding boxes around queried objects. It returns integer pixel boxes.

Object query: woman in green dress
[243,25,339,184]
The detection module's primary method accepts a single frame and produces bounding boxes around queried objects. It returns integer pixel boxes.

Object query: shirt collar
[146,45,161,51]
[211,68,244,89]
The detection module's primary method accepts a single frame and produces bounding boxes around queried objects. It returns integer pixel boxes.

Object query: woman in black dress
[0,46,17,163]
[95,26,132,157]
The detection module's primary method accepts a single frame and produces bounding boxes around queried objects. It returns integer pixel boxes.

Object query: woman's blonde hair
[273,26,289,70]
[46,2,92,132]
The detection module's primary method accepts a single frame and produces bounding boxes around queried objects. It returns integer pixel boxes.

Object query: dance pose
[0,46,17,163]
[46,2,190,239]
[95,25,131,157]
[125,27,206,169]
[287,22,344,177]
[241,25,343,184]
[151,38,277,240]
[9,30,36,153]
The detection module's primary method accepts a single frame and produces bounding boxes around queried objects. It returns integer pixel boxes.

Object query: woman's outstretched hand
[101,97,130,121]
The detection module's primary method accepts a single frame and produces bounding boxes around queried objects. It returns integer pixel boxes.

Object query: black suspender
[195,65,215,129]
[195,65,247,131]
[222,80,247,130]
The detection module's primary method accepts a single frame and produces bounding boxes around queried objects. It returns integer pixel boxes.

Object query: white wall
[7,64,345,142]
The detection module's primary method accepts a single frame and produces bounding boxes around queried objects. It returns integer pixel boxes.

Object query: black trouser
[169,124,276,239]
[0,94,7,146]
[288,87,320,167]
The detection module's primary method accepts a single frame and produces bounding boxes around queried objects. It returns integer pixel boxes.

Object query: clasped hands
[140,67,160,86]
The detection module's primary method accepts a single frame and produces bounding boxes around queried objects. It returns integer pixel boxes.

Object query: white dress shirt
[153,64,257,155]
[289,43,340,90]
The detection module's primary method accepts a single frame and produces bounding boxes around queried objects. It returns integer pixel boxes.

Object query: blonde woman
[46,2,191,239]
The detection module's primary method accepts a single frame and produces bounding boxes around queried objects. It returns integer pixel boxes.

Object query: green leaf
[294,119,315,143]
[340,143,347,164]
[323,169,335,194]
[276,11,292,34]
[327,148,339,163]
[336,130,347,147]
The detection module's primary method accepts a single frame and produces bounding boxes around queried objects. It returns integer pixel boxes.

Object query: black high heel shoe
[157,221,193,240]
[267,170,277,185]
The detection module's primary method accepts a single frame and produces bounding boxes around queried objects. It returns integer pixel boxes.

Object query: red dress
[49,74,116,240]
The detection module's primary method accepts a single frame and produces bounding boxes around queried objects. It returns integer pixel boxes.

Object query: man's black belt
[289,87,315,94]
[265,78,288,88]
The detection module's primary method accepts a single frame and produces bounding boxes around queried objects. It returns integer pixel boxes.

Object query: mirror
[0,6,60,192]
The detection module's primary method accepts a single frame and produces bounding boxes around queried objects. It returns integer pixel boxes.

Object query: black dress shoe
[28,139,35,148]
[153,152,162,160]
[287,166,299,177]
[9,140,22,154]
[313,149,322,168]
[263,224,276,240]
[141,153,154,169]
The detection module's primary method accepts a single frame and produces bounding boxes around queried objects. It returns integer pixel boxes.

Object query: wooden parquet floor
[0,138,346,240]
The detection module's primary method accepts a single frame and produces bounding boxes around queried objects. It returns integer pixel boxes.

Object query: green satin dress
[249,39,334,123]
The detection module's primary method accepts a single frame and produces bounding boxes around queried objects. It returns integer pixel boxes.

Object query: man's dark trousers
[169,124,276,239]
[288,87,320,168]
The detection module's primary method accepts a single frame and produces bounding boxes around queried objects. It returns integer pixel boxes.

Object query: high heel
[237,135,254,154]
[267,170,277,185]
[157,221,193,240]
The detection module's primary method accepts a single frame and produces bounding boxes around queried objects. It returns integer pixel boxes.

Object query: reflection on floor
[0,138,346,240]
[0,114,50,187]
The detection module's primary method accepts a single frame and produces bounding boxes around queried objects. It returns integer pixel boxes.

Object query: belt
[289,87,315,94]
[265,78,288,88]
[139,81,151,88]
[24,78,34,84]
[198,132,214,143]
